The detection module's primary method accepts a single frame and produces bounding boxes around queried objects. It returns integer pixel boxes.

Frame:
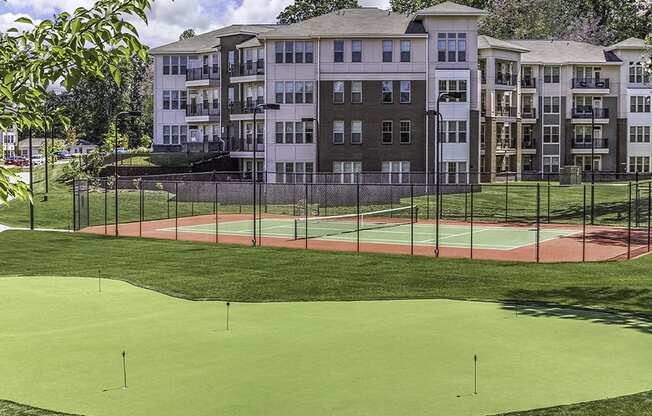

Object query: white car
[30,156,46,166]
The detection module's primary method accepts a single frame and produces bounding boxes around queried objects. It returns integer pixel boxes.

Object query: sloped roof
[237,37,262,49]
[258,8,426,39]
[509,40,621,64]
[478,35,529,53]
[606,37,650,51]
[149,25,278,54]
[415,1,487,17]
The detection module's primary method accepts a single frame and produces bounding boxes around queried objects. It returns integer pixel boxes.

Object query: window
[351,40,362,62]
[275,122,284,144]
[630,156,651,173]
[351,121,362,144]
[383,40,393,62]
[295,81,305,104]
[441,121,467,143]
[179,56,187,74]
[438,80,467,102]
[629,62,651,84]
[333,161,362,184]
[333,121,345,144]
[543,97,560,113]
[305,121,314,143]
[351,81,362,103]
[295,122,304,144]
[228,51,235,73]
[171,91,179,110]
[382,121,393,144]
[437,33,466,62]
[162,125,186,145]
[630,126,651,143]
[275,42,284,63]
[544,66,560,83]
[445,161,467,184]
[163,90,170,110]
[285,81,294,104]
[163,56,170,75]
[333,81,345,104]
[275,121,312,144]
[543,126,560,143]
[382,161,411,184]
[285,41,294,63]
[275,82,284,104]
[163,56,187,75]
[543,156,560,173]
[163,90,186,110]
[295,41,304,64]
[276,162,314,184]
[163,125,170,144]
[400,40,411,62]
[400,81,411,103]
[631,96,651,113]
[382,81,393,103]
[284,122,294,144]
[334,40,344,63]
[305,42,314,63]
[399,120,411,144]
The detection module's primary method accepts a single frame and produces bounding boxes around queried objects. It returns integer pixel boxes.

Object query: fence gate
[73,179,90,231]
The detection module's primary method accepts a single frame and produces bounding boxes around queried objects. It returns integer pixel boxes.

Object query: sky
[0,0,392,48]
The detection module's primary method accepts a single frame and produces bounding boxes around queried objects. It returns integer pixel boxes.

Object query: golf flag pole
[474,355,478,395]
[98,269,101,294]
[122,351,127,389]
[226,302,230,331]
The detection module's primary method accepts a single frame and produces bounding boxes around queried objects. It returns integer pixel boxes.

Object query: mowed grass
[2,276,652,416]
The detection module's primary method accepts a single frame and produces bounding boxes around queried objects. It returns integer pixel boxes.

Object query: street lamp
[114,110,141,236]
[426,91,463,257]
[252,103,280,246]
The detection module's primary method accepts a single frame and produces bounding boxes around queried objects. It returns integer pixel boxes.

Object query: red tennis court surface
[80,213,651,263]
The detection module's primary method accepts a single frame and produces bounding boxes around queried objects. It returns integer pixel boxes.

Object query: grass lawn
[2,276,652,416]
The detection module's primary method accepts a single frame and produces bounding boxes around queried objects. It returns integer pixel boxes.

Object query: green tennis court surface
[3,276,652,416]
[162,219,578,250]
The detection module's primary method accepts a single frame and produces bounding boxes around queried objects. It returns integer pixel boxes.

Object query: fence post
[86,182,90,230]
[115,178,119,237]
[258,182,263,247]
[628,182,632,260]
[305,182,309,249]
[464,187,468,222]
[590,181,595,225]
[536,183,540,263]
[648,181,651,252]
[104,180,108,235]
[636,177,640,228]
[505,172,509,223]
[470,182,474,259]
[139,181,143,238]
[167,190,170,219]
[426,188,430,220]
[410,183,414,256]
[356,176,360,253]
[435,176,440,258]
[72,179,77,231]
[582,184,586,262]
[175,182,179,241]
[547,178,551,224]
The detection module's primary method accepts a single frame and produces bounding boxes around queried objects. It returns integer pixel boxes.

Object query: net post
[175,182,179,241]
[547,177,551,224]
[647,182,652,251]
[470,182,474,259]
[628,182,632,260]
[410,183,414,256]
[139,179,143,238]
[435,172,440,258]
[356,175,360,253]
[505,172,508,223]
[426,187,430,220]
[294,219,298,240]
[258,182,263,247]
[464,186,468,222]
[305,182,308,249]
[536,183,540,263]
[104,179,108,235]
[636,175,640,228]
[115,177,120,237]
[86,182,90,230]
[215,182,220,244]
[72,179,77,231]
[167,190,170,219]
[590,180,595,225]
[582,184,586,262]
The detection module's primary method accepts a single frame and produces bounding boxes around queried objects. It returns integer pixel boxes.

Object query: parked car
[3,156,18,165]
[11,156,29,167]
[116,147,129,154]
[55,151,72,159]
[31,156,46,166]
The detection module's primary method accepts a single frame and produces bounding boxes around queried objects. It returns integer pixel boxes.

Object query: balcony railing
[521,77,536,88]
[227,137,264,152]
[495,106,517,117]
[497,138,516,149]
[186,103,220,117]
[572,137,609,149]
[572,78,610,89]
[233,60,265,77]
[229,99,264,115]
[572,107,609,119]
[522,138,536,149]
[521,107,536,119]
[186,66,220,81]
[495,73,517,86]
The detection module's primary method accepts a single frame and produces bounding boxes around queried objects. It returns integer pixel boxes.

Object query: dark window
[352,40,362,62]
[400,81,411,103]
[275,42,284,63]
[305,42,314,63]
[383,40,393,62]
[285,41,294,63]
[295,41,304,63]
[163,90,170,110]
[275,82,284,104]
[334,40,344,63]
[275,122,284,144]
[351,81,362,104]
[285,81,294,104]
[305,82,314,104]
[382,121,393,144]
[400,40,411,63]
[382,81,393,103]
[333,81,344,104]
[163,56,170,75]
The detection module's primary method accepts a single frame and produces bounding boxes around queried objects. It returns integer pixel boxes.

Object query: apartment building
[1,126,16,159]
[149,1,652,183]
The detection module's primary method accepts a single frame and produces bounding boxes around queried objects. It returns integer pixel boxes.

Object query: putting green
[1,276,651,416]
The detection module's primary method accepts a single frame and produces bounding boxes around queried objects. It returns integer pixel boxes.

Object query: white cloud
[0,12,41,32]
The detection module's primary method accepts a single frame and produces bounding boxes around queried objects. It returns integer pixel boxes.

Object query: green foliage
[0,166,30,206]
[389,0,487,15]
[138,133,152,149]
[58,150,104,185]
[277,0,360,24]
[102,122,129,151]
[179,28,195,40]
[0,0,152,199]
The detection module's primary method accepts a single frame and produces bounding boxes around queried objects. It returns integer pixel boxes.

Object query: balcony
[571,78,610,90]
[572,106,609,122]
[522,138,536,150]
[495,106,517,118]
[497,138,516,150]
[229,99,264,118]
[227,137,264,154]
[572,137,609,150]
[185,66,220,87]
[230,60,265,82]
[495,73,518,87]
[185,103,220,123]
[521,77,536,89]
[521,107,537,120]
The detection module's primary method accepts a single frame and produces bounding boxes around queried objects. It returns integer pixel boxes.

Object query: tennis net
[294,205,418,240]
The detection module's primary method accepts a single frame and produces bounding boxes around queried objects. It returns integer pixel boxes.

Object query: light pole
[426,91,463,257]
[113,111,141,236]
[252,103,279,246]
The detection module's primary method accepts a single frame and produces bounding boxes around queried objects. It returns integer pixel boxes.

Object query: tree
[390,0,488,15]
[102,122,129,151]
[179,28,196,40]
[277,0,360,25]
[0,0,152,204]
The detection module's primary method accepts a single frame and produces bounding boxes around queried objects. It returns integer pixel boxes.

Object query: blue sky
[0,0,391,47]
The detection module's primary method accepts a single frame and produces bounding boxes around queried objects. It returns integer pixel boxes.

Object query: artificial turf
[2,276,652,416]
